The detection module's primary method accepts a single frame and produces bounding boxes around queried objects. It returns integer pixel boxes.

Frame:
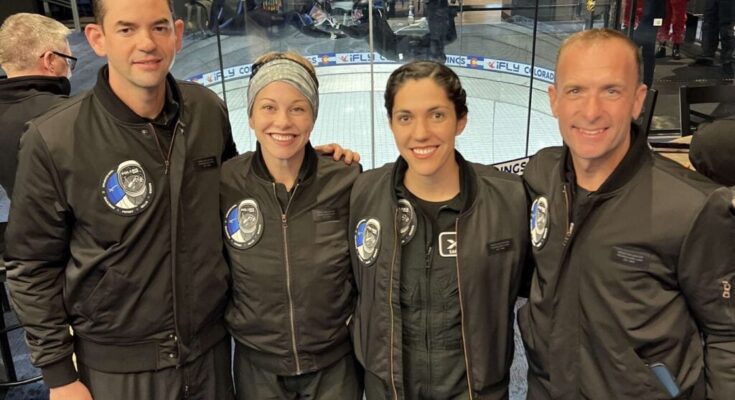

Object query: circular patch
[530,196,550,249]
[355,218,381,266]
[224,199,264,249]
[101,160,153,216]
[397,199,417,245]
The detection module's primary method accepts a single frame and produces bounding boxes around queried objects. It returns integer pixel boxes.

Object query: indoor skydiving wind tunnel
[173,0,630,170]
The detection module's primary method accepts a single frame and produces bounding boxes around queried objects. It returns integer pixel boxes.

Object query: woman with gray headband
[219,51,363,399]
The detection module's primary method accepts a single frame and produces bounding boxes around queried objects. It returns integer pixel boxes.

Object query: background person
[221,51,362,400]
[689,115,735,186]
[520,28,735,399]
[691,0,734,78]
[350,61,530,399]
[655,0,688,59]
[0,12,74,257]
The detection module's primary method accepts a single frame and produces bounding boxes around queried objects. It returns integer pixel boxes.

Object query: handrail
[43,0,81,32]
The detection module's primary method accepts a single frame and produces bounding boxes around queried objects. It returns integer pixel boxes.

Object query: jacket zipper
[453,219,475,400]
[561,184,574,246]
[149,122,178,175]
[389,208,400,399]
[155,121,180,363]
[425,243,433,380]
[272,182,303,374]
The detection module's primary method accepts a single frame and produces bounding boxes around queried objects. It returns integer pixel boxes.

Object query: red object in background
[657,0,689,44]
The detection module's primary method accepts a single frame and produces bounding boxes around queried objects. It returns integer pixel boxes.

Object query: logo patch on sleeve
[224,199,264,249]
[101,160,153,216]
[530,196,549,249]
[355,218,381,266]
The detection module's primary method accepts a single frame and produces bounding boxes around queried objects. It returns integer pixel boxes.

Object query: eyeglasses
[40,50,78,71]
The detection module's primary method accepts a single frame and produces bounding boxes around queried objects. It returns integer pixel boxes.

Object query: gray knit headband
[247,58,319,120]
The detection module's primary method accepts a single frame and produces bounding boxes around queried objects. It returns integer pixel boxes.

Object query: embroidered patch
[488,238,513,255]
[101,160,153,216]
[610,246,650,268]
[397,199,417,245]
[530,196,549,249]
[439,231,457,257]
[224,199,264,249]
[355,218,381,266]
[193,156,218,170]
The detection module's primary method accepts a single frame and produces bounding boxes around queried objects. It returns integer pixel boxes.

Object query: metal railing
[43,0,82,32]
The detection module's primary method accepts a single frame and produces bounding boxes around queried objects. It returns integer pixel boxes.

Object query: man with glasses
[0,12,73,260]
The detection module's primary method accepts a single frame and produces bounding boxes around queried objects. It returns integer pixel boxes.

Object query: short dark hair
[384,61,468,120]
[93,0,175,23]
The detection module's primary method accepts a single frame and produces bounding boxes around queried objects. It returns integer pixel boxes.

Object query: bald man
[520,28,735,399]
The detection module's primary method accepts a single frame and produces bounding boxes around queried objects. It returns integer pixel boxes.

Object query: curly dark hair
[384,61,468,120]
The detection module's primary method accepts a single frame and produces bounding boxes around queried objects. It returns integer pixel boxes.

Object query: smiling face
[549,37,647,176]
[85,0,183,97]
[249,81,314,165]
[390,78,467,184]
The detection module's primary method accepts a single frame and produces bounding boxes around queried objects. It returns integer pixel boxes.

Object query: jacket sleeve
[3,124,77,387]
[677,186,735,398]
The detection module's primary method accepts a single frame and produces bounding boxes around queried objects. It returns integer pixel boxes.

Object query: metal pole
[70,0,82,32]
[215,24,228,106]
[524,0,540,157]
[369,0,376,169]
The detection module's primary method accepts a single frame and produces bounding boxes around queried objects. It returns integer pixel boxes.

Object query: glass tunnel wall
[172,0,622,170]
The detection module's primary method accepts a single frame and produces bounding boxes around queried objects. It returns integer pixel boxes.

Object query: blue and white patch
[355,218,381,266]
[224,199,264,249]
[101,160,153,216]
[397,199,417,245]
[530,196,549,249]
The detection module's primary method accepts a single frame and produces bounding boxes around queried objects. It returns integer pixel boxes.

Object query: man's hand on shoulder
[314,143,361,165]
[50,380,93,400]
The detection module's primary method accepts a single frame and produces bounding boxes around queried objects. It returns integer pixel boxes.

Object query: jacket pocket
[314,218,348,244]
[75,268,133,321]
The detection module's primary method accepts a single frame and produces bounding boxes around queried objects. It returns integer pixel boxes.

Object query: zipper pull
[282,214,287,226]
[183,385,190,399]
[722,280,732,299]
[562,222,574,247]
[164,160,170,175]
[425,246,433,269]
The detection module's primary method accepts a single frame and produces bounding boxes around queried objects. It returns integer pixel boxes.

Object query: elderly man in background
[0,12,74,257]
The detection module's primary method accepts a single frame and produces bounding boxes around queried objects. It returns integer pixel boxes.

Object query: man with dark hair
[4,0,237,399]
[0,13,73,257]
[520,28,735,399]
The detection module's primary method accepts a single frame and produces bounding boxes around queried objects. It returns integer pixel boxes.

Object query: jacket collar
[392,150,476,212]
[561,123,651,195]
[0,75,70,100]
[92,65,180,126]
[252,141,318,185]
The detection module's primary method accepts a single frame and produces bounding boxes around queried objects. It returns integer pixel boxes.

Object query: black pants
[701,0,735,64]
[233,343,363,400]
[364,370,469,400]
[78,338,234,400]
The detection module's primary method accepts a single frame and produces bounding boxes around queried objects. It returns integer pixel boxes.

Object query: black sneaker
[672,45,681,60]
[655,46,666,58]
[723,63,734,79]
